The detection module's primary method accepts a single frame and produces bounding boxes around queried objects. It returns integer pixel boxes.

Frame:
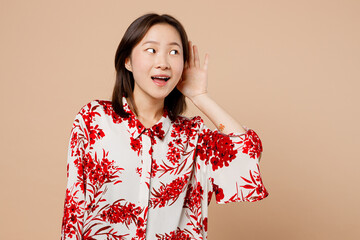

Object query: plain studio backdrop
[1,0,359,239]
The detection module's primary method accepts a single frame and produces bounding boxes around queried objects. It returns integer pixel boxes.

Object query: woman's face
[125,23,184,100]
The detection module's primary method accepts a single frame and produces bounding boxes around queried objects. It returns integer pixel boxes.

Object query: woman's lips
[151,75,171,87]
[152,77,168,86]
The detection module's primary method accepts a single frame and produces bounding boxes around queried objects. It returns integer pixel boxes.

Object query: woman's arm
[177,40,247,135]
[177,41,246,135]
[190,93,247,135]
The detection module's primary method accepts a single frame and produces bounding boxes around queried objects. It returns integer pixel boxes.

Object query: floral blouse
[61,96,268,240]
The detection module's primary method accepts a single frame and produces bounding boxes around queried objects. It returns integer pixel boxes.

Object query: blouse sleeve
[61,106,90,239]
[195,117,269,204]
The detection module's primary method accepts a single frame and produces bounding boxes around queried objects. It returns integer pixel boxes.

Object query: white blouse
[61,96,268,240]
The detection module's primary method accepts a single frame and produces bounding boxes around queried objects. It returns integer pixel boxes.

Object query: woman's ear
[125,57,132,72]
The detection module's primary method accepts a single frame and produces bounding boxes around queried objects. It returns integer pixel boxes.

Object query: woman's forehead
[140,24,182,47]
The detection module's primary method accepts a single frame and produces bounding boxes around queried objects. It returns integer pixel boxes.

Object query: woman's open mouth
[151,75,171,86]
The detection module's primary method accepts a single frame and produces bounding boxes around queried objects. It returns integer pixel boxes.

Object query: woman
[61,13,268,240]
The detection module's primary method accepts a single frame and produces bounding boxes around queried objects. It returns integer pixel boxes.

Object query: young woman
[61,13,268,240]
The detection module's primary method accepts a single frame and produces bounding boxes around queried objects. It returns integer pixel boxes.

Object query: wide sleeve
[195,117,269,204]
[61,106,90,239]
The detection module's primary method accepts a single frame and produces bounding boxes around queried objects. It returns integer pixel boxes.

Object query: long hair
[112,13,190,121]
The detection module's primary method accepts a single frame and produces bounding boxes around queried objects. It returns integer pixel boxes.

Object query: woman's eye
[146,48,179,54]
[170,50,179,55]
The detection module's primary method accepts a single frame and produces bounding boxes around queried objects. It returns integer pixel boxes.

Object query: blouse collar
[122,96,171,140]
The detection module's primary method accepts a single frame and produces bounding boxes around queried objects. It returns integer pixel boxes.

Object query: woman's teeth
[152,77,169,86]
[151,76,170,81]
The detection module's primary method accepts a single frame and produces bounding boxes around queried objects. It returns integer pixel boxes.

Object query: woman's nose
[155,54,170,69]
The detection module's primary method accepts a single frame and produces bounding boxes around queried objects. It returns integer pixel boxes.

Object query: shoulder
[75,99,129,125]
[74,99,111,117]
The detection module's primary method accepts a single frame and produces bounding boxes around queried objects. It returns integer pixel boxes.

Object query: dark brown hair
[112,13,190,122]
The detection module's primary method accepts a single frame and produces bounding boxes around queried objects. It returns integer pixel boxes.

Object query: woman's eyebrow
[142,40,181,48]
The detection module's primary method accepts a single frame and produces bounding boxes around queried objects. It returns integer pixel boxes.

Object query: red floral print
[100,199,143,226]
[196,121,238,171]
[183,182,205,235]
[151,160,159,178]
[239,129,263,159]
[166,141,181,165]
[184,182,203,211]
[150,175,189,208]
[62,188,85,239]
[210,177,225,202]
[239,164,269,201]
[155,227,194,240]
[135,227,146,239]
[203,218,208,232]
[130,136,142,156]
[136,167,142,177]
[61,97,268,240]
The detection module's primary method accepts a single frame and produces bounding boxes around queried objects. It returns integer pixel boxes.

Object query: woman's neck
[127,94,164,127]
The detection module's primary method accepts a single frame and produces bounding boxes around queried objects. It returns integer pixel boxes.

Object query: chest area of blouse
[87,116,200,180]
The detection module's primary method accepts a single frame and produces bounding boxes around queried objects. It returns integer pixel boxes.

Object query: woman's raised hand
[176,40,209,100]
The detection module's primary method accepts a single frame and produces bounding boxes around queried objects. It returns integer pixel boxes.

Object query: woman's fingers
[203,53,209,71]
[188,41,193,67]
[194,44,200,68]
[187,40,208,70]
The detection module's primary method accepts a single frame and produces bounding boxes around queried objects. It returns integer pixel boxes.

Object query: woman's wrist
[189,92,209,106]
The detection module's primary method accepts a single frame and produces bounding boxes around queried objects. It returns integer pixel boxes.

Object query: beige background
[1,0,359,239]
